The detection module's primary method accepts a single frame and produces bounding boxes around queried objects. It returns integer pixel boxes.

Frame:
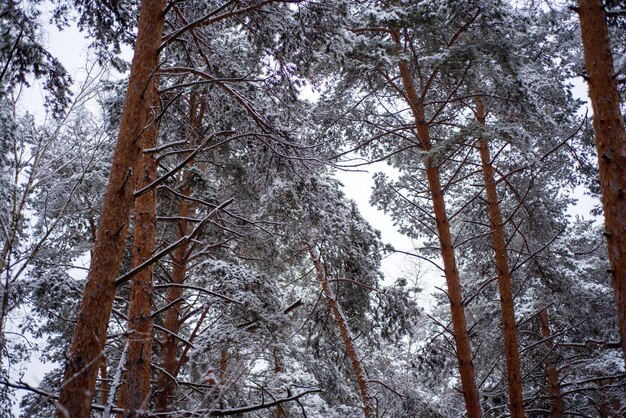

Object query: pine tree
[577,0,626,366]
[5,1,626,417]
[56,1,165,416]
[0,0,72,116]
[474,96,524,417]
[121,80,159,416]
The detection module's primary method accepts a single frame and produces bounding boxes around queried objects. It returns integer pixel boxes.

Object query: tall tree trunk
[598,373,610,418]
[475,97,525,418]
[218,347,232,413]
[219,347,228,385]
[122,82,159,416]
[539,309,562,418]
[274,349,285,418]
[154,93,205,414]
[308,243,375,418]
[99,355,110,406]
[599,400,609,418]
[391,30,482,418]
[610,398,621,417]
[56,2,165,416]
[0,253,11,355]
[421,144,482,418]
[154,184,191,413]
[577,0,626,366]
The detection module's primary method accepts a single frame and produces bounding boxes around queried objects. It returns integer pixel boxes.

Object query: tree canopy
[0,1,624,417]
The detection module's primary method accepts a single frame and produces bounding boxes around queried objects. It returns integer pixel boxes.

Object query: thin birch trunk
[475,97,525,418]
[308,243,375,418]
[577,0,626,367]
[56,2,165,416]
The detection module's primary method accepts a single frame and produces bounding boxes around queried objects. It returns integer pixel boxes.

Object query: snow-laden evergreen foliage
[1,1,625,417]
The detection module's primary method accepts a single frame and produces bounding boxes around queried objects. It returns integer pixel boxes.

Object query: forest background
[0,1,625,417]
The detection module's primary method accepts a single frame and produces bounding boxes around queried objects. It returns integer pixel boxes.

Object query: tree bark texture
[475,97,525,418]
[153,94,205,413]
[55,2,165,417]
[539,309,562,418]
[391,30,482,418]
[274,349,285,418]
[122,82,159,417]
[308,243,375,418]
[577,0,626,366]
[154,184,192,413]
[99,355,110,406]
[219,347,228,385]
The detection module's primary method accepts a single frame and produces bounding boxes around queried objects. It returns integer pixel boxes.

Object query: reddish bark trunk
[610,398,621,417]
[219,347,228,385]
[308,244,375,418]
[122,82,159,416]
[577,0,626,366]
[154,94,204,414]
[539,309,562,418]
[598,373,611,418]
[391,30,482,418]
[99,355,110,406]
[599,401,609,418]
[422,158,482,418]
[56,2,165,417]
[274,349,285,418]
[154,184,191,413]
[475,98,525,418]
